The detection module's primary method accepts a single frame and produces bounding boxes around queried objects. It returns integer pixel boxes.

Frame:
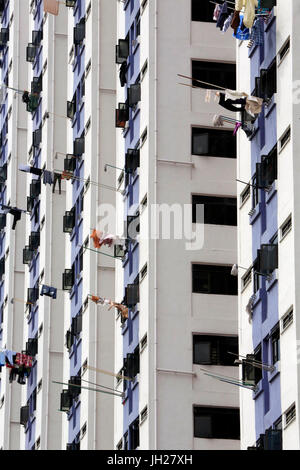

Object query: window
[140,333,147,351]
[279,38,290,63]
[192,128,236,159]
[192,0,215,22]
[192,60,236,90]
[260,59,277,100]
[242,268,252,289]
[271,323,280,365]
[279,126,291,150]
[285,403,296,427]
[281,215,292,239]
[253,262,261,293]
[129,418,139,450]
[256,146,277,189]
[251,175,260,208]
[192,195,237,226]
[192,264,237,295]
[240,184,250,205]
[256,244,278,275]
[123,432,128,451]
[242,346,262,386]
[193,335,238,366]
[282,307,293,332]
[194,407,240,440]
[116,439,123,451]
[140,406,148,423]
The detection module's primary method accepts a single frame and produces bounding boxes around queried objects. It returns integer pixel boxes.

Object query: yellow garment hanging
[235,0,258,29]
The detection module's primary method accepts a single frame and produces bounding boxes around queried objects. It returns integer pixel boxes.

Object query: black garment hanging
[219,93,246,112]
[53,173,62,194]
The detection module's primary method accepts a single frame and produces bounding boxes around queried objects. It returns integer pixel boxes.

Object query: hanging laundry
[110,302,129,320]
[216,2,229,30]
[230,10,241,33]
[90,229,102,249]
[225,89,248,101]
[222,13,233,33]
[241,110,256,137]
[213,115,225,127]
[102,234,125,248]
[218,92,246,112]
[44,0,59,16]
[90,296,129,320]
[233,122,242,135]
[233,14,250,40]
[43,170,54,186]
[52,173,62,194]
[0,349,16,367]
[205,90,212,103]
[213,4,222,21]
[19,164,43,176]
[61,170,73,180]
[248,17,264,48]
[90,230,125,249]
[15,353,33,368]
[91,295,112,306]
[245,96,263,116]
[9,366,31,385]
[243,0,258,29]
[40,285,57,299]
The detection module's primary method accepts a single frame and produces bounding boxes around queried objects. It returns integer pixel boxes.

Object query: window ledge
[132,374,139,391]
[249,203,262,225]
[131,304,139,321]
[248,42,258,59]
[252,288,262,310]
[268,361,280,383]
[121,321,128,336]
[252,379,263,400]
[266,269,278,291]
[266,180,277,204]
[265,94,276,118]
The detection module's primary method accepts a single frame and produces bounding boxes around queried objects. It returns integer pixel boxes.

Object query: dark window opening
[192,264,238,295]
[192,195,237,225]
[192,60,236,90]
[194,407,240,440]
[260,59,277,101]
[192,0,215,22]
[271,323,280,365]
[192,128,236,159]
[193,335,238,366]
[129,418,140,450]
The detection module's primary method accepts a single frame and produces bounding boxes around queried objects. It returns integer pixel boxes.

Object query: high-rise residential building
[20,0,69,450]
[113,0,239,450]
[62,0,116,451]
[0,0,244,451]
[236,0,300,451]
[0,0,29,451]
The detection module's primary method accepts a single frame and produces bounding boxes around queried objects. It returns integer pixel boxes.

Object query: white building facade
[114,0,240,450]
[237,0,300,451]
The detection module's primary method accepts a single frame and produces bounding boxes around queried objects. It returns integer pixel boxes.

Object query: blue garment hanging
[233,15,250,41]
[250,17,264,46]
[40,284,57,299]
